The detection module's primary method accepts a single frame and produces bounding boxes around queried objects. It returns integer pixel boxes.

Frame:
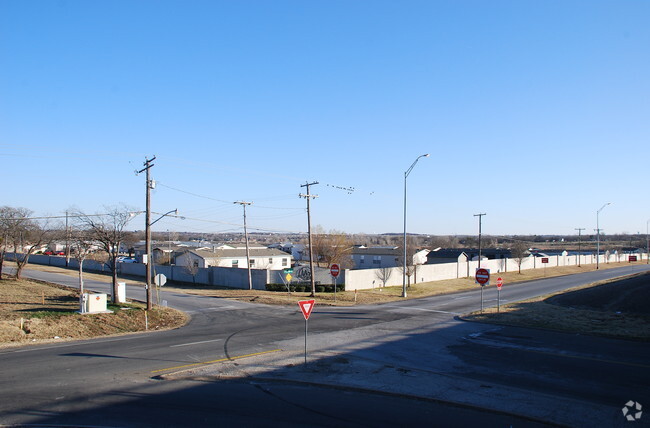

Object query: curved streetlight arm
[150,209,180,226]
[405,154,430,178]
[597,202,611,214]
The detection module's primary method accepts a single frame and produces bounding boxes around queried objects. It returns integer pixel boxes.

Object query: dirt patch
[463,274,650,341]
[0,277,188,348]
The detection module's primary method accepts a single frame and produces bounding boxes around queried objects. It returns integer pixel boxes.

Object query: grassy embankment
[0,275,187,347]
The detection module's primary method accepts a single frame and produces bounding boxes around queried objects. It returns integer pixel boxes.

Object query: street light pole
[596,202,611,270]
[402,154,429,298]
[474,213,486,269]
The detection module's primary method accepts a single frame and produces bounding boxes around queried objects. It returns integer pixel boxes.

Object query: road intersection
[1,265,648,426]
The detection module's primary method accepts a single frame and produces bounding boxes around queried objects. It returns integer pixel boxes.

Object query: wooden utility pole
[575,227,585,267]
[65,211,70,267]
[300,182,318,297]
[138,156,156,310]
[234,201,253,290]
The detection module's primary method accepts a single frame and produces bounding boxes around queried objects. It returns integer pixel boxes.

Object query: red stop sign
[475,268,490,286]
[330,264,340,278]
[496,277,503,290]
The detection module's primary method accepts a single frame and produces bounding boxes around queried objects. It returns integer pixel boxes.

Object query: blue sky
[1,0,648,237]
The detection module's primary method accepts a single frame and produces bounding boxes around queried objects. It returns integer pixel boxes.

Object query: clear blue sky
[1,1,648,237]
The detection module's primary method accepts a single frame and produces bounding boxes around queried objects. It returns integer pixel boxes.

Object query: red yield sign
[330,263,340,278]
[496,277,503,290]
[475,268,490,286]
[298,299,316,320]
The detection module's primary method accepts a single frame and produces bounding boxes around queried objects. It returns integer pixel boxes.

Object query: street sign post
[496,277,503,312]
[475,268,490,286]
[541,257,549,276]
[475,268,490,313]
[330,264,340,277]
[155,273,167,287]
[298,299,315,363]
[330,264,340,302]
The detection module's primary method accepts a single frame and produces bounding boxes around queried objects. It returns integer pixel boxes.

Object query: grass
[463,274,650,341]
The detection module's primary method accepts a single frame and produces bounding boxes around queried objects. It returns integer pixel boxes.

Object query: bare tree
[72,206,135,303]
[375,267,393,288]
[510,240,529,274]
[312,226,353,268]
[184,257,199,285]
[68,225,97,296]
[398,236,417,288]
[0,206,51,280]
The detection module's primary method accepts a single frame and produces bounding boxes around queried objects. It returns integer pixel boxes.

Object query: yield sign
[298,299,315,320]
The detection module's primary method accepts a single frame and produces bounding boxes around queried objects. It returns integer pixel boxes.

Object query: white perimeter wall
[343,252,647,291]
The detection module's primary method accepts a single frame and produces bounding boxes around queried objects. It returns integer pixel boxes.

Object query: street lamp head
[598,202,612,213]
[423,153,430,157]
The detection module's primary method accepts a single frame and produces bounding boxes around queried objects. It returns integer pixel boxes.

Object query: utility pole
[65,211,70,268]
[474,213,486,269]
[575,228,585,267]
[300,181,318,297]
[234,201,253,290]
[138,156,156,310]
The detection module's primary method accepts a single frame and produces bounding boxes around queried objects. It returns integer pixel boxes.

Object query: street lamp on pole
[595,202,611,270]
[402,153,429,298]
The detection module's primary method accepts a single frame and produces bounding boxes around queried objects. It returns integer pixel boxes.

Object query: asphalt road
[1,264,648,427]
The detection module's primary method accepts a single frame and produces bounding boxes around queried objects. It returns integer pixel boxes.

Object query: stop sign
[475,268,490,286]
[330,264,340,278]
[496,277,503,290]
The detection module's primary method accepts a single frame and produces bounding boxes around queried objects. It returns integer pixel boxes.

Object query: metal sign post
[475,268,490,313]
[330,264,340,303]
[298,300,315,364]
[496,277,503,312]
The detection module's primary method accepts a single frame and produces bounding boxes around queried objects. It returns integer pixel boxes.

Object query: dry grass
[0,276,188,347]
[463,275,650,340]
[7,260,647,306]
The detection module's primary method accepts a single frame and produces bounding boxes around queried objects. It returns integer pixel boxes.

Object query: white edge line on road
[0,334,149,355]
[170,339,223,348]
[393,307,459,315]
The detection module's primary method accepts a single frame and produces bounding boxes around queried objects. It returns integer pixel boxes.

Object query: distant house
[426,248,512,264]
[269,242,308,261]
[350,245,432,269]
[175,248,292,270]
[350,246,400,269]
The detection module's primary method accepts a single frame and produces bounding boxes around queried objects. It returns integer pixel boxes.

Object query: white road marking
[391,307,459,315]
[170,339,223,348]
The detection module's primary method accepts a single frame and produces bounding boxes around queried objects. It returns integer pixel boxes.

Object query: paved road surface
[0,264,648,427]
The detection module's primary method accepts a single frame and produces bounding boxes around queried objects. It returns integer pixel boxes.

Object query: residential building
[175,247,292,270]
